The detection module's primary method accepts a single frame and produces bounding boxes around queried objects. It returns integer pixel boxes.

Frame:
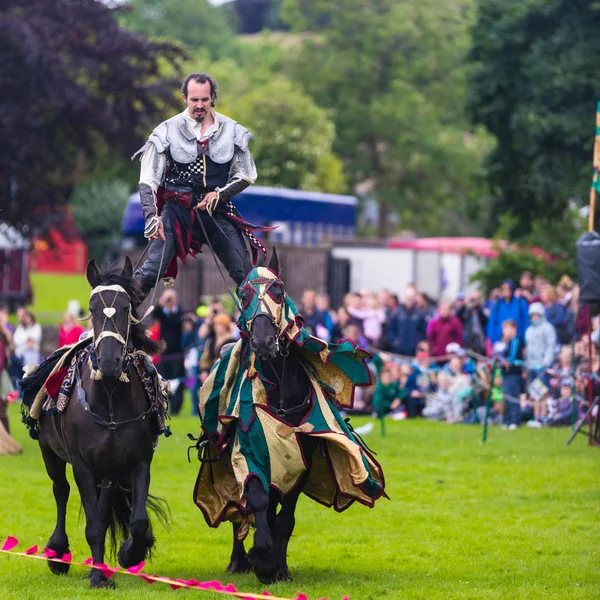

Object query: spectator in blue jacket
[486,279,529,344]
[387,291,427,356]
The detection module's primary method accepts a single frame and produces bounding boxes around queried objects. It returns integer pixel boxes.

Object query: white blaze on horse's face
[88,285,133,352]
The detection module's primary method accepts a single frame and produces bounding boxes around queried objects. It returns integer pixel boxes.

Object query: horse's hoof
[45,543,71,576]
[276,569,293,582]
[90,575,115,589]
[48,558,71,576]
[118,538,147,569]
[248,548,279,585]
[226,556,251,574]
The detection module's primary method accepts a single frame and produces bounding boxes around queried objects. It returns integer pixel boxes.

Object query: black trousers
[134,204,249,293]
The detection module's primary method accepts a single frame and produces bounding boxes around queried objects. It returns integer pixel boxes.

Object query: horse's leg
[273,481,305,582]
[72,460,113,588]
[226,523,250,574]
[39,442,71,575]
[246,476,279,584]
[275,438,318,581]
[246,476,272,552]
[118,461,153,568]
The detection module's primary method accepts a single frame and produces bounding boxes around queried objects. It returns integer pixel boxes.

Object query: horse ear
[122,256,133,280]
[86,259,101,289]
[268,247,280,274]
[243,252,253,276]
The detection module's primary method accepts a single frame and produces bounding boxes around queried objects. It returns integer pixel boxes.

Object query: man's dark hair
[181,73,218,106]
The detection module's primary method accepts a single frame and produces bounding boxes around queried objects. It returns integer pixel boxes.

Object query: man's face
[302,291,315,309]
[501,283,512,300]
[438,302,451,318]
[184,80,212,123]
[468,293,481,308]
[520,274,533,290]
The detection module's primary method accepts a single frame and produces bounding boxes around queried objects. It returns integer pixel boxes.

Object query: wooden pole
[588,105,600,232]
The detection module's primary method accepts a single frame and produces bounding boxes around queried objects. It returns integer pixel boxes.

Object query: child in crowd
[499,320,525,430]
[372,367,405,419]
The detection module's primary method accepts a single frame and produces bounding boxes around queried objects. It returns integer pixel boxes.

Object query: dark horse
[226,249,319,584]
[22,258,167,588]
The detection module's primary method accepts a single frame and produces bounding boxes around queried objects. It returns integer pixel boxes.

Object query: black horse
[22,258,168,588]
[225,250,319,584]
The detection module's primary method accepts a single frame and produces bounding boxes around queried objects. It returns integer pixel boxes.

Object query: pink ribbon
[0,536,349,599]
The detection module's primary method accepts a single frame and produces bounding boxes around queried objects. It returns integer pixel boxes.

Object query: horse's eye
[270,285,284,302]
[241,288,252,307]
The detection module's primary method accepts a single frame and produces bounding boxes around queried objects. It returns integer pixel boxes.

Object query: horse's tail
[107,486,171,560]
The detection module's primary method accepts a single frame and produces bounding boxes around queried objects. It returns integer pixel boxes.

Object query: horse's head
[85,257,137,380]
[239,249,285,362]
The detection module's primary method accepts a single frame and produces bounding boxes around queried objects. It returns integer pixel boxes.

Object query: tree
[0,0,184,232]
[71,179,132,261]
[230,0,289,34]
[119,0,235,59]
[207,59,347,193]
[467,0,600,242]
[282,0,492,237]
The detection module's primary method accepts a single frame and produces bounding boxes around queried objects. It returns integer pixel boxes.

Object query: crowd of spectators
[0,270,595,435]
[143,270,594,431]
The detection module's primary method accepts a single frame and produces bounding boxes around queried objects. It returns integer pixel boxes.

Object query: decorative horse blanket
[21,339,170,438]
[194,275,386,536]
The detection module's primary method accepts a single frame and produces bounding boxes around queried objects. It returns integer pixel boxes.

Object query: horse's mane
[92,263,163,357]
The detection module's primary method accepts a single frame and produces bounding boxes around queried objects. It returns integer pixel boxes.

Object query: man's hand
[151,217,165,241]
[199,191,219,214]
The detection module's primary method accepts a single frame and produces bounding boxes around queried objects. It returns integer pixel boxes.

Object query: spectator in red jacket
[427,299,464,360]
[58,311,84,348]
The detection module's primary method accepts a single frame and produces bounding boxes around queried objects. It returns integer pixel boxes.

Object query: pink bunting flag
[127,561,146,574]
[42,547,57,558]
[62,553,72,563]
[1,537,18,551]
[25,546,38,555]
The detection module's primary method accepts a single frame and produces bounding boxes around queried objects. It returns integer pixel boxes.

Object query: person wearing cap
[486,279,529,344]
[525,302,557,423]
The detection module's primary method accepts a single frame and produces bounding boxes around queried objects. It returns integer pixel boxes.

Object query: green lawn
[28,272,90,324]
[0,402,598,600]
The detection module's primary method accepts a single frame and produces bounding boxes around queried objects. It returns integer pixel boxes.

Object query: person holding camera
[457,291,488,357]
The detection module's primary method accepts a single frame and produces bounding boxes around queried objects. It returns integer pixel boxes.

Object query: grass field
[28,272,90,324]
[0,402,598,600]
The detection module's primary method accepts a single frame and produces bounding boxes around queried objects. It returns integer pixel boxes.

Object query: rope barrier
[0,537,347,600]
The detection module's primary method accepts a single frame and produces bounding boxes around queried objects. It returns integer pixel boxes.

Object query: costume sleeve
[138,143,167,193]
[215,146,257,203]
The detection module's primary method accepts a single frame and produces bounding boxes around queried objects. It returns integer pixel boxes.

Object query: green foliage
[207,60,347,193]
[119,0,235,60]
[71,179,132,261]
[470,246,576,294]
[283,0,493,236]
[2,408,600,600]
[467,0,600,241]
[0,0,183,230]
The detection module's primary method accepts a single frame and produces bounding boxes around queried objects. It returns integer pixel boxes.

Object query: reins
[75,360,157,431]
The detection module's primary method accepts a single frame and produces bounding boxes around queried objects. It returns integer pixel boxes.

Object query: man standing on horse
[133,72,270,297]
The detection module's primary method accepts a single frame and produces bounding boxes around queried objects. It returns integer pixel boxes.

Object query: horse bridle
[84,284,152,357]
[240,275,286,352]
[241,275,312,417]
